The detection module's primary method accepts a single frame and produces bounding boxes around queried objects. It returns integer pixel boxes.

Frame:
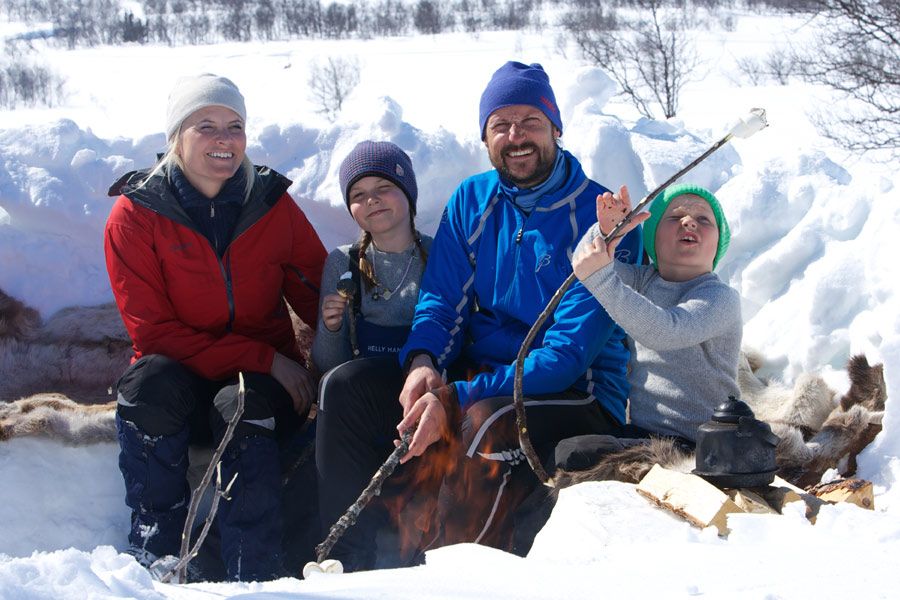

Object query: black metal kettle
[693,396,780,488]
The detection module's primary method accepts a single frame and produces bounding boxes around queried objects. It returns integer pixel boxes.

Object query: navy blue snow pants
[115,354,306,581]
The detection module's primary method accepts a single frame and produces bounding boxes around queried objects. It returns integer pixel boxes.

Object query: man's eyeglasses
[487,117,548,136]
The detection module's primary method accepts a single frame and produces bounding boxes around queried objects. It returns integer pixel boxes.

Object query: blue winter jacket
[399,150,642,423]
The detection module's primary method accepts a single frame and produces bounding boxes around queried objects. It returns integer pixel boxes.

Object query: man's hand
[320,293,348,332]
[270,352,316,416]
[398,354,443,417]
[396,390,448,464]
[395,353,446,463]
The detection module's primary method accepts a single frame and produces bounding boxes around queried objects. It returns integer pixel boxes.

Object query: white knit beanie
[165,74,246,141]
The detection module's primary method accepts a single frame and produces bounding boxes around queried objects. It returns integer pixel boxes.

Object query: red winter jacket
[105,166,326,380]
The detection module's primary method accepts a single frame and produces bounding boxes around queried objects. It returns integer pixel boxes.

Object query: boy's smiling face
[655,194,720,282]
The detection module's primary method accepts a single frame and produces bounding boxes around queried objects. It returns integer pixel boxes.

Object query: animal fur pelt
[555,351,887,490]
[840,354,886,412]
[0,394,117,444]
[0,290,40,339]
[553,438,694,487]
[738,348,837,437]
[0,287,316,444]
[0,287,131,402]
[0,287,315,403]
[775,403,883,487]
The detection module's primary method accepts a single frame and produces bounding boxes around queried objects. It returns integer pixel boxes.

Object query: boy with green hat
[571,183,742,443]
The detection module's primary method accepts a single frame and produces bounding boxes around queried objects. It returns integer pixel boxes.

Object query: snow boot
[217,435,284,581]
[117,415,190,562]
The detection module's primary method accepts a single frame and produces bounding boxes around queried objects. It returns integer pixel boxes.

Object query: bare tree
[454,0,482,33]
[255,0,277,40]
[221,0,251,41]
[369,0,409,37]
[488,0,535,30]
[413,0,447,34]
[322,1,358,38]
[736,48,798,85]
[795,0,900,153]
[183,13,211,45]
[121,11,149,43]
[566,0,701,119]
[281,0,322,37]
[0,61,65,109]
[307,56,361,121]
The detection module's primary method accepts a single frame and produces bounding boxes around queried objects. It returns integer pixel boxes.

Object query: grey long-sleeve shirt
[580,253,742,442]
[311,237,432,374]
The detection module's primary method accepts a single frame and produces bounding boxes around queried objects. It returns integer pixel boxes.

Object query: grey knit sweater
[580,253,742,442]
[311,236,432,373]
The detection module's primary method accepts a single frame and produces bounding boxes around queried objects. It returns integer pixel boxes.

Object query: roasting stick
[303,430,414,577]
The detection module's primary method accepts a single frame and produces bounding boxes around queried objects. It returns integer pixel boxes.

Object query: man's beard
[493,142,557,189]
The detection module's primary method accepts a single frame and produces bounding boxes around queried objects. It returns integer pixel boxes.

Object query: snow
[1,8,899,599]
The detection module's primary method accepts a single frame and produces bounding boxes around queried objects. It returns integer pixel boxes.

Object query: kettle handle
[737,416,781,446]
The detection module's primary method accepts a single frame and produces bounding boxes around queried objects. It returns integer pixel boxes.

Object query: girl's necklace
[371,246,417,301]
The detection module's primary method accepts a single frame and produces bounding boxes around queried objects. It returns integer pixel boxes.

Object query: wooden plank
[759,476,826,522]
[810,479,875,510]
[729,489,778,514]
[759,477,804,513]
[636,464,744,535]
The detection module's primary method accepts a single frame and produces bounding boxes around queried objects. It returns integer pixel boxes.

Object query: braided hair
[356,212,428,291]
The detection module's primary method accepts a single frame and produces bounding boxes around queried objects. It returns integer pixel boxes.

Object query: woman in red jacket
[104,74,326,582]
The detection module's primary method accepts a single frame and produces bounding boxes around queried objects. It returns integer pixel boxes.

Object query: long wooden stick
[161,373,246,584]
[315,429,413,563]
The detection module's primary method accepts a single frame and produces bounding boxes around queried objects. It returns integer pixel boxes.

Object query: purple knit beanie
[339,141,418,215]
[478,61,562,139]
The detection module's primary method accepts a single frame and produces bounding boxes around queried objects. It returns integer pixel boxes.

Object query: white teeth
[509,149,533,157]
[208,152,233,158]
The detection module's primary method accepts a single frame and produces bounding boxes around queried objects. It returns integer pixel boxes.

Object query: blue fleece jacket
[399,150,642,423]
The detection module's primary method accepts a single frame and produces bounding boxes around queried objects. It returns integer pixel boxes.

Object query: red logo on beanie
[540,96,557,114]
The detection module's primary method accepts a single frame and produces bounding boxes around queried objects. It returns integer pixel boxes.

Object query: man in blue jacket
[316,61,642,569]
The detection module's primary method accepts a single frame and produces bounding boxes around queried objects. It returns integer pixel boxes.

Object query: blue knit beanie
[643,183,732,270]
[338,141,418,215]
[479,61,562,139]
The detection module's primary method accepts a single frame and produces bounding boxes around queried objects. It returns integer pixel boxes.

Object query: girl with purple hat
[310,140,433,572]
[311,140,432,372]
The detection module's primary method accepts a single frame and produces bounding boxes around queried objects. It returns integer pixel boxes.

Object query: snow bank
[0,439,127,557]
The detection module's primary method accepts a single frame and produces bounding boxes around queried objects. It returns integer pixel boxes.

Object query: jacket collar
[497,147,568,213]
[492,149,587,211]
[107,165,293,238]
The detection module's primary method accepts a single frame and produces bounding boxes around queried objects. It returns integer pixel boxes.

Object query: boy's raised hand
[572,185,649,281]
[598,185,649,247]
[573,234,615,280]
[598,185,632,236]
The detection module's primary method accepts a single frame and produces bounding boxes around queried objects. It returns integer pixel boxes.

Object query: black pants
[116,354,304,443]
[315,356,411,571]
[315,356,619,568]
